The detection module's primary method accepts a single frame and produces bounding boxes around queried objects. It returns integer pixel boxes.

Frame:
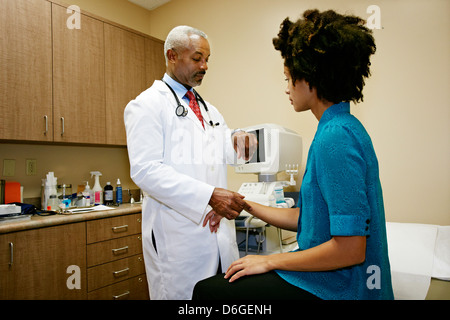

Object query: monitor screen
[246,129,265,164]
[235,123,302,176]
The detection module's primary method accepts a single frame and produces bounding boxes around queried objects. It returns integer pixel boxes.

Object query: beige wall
[1,0,449,225]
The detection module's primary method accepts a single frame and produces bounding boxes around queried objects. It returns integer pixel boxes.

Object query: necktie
[185,91,204,129]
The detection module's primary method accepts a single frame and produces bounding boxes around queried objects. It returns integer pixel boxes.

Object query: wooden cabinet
[86,213,149,299]
[145,38,166,89]
[104,25,147,146]
[0,212,149,300]
[0,0,165,146]
[52,4,106,144]
[0,222,87,300]
[0,0,53,142]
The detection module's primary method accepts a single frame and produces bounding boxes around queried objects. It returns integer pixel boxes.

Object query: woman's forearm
[245,200,299,232]
[268,236,367,272]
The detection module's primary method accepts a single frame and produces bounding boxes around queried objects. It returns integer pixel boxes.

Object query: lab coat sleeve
[124,88,215,225]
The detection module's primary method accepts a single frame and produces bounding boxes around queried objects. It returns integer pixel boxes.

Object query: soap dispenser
[83,181,92,206]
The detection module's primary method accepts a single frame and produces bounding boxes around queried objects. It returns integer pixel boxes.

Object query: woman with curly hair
[193,9,394,300]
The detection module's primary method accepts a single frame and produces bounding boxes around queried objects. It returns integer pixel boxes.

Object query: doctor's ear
[166,49,178,63]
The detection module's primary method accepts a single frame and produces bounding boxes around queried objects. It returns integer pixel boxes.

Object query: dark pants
[192,271,320,300]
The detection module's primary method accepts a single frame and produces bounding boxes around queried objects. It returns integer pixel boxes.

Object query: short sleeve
[315,124,371,237]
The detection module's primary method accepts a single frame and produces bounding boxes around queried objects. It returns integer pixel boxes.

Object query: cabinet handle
[43,115,48,135]
[112,245,129,255]
[112,225,128,233]
[60,117,65,136]
[113,267,130,278]
[9,242,13,268]
[113,291,130,300]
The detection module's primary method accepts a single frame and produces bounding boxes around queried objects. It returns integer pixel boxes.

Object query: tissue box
[0,204,21,216]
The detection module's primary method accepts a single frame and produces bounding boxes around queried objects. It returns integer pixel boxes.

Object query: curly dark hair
[273,9,376,103]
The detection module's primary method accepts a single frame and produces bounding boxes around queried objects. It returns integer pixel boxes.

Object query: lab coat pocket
[162,212,218,263]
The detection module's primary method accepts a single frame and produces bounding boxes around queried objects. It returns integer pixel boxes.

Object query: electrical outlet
[3,159,16,177]
[26,159,37,176]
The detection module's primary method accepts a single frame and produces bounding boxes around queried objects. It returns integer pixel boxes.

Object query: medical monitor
[235,123,302,177]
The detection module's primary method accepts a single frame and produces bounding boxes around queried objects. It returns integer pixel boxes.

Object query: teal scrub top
[276,102,394,300]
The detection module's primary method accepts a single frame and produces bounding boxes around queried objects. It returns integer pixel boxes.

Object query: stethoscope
[162,80,220,127]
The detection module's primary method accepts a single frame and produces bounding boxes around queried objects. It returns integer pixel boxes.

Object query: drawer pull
[113,267,130,278]
[113,291,130,300]
[112,246,129,255]
[112,225,128,233]
[9,242,13,268]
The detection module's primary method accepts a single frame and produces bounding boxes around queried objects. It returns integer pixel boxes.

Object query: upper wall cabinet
[0,0,53,142]
[145,38,166,89]
[0,0,165,146]
[104,24,146,146]
[52,4,106,144]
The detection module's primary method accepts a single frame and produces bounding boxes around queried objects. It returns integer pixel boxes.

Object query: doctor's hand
[232,131,257,161]
[202,210,222,233]
[209,188,251,220]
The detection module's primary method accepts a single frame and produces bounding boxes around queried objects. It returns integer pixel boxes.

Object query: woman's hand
[224,236,366,282]
[224,254,274,282]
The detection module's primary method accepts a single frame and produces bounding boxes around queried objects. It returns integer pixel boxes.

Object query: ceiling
[128,0,171,11]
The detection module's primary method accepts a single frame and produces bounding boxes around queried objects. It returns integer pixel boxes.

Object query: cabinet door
[0,0,53,142]
[0,223,87,300]
[105,25,146,146]
[52,4,106,144]
[145,38,166,86]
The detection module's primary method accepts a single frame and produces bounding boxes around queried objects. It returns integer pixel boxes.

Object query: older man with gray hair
[124,25,257,299]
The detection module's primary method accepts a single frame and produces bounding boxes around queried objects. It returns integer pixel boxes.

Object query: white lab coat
[124,80,239,299]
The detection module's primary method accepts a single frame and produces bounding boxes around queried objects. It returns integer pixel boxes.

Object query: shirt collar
[162,73,192,100]
[318,101,350,127]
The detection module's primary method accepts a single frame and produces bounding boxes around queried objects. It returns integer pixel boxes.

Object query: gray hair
[164,26,208,65]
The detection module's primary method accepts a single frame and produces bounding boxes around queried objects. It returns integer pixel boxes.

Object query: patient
[193,9,394,300]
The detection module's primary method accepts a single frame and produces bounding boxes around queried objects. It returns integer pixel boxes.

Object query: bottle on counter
[83,181,92,206]
[104,182,113,206]
[116,178,122,205]
[90,171,103,206]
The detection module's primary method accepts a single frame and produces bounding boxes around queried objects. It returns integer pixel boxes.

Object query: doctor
[124,26,256,300]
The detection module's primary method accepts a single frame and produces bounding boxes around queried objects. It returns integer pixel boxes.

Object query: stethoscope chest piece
[175,104,188,117]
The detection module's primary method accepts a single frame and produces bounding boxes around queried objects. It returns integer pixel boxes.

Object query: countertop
[0,203,142,234]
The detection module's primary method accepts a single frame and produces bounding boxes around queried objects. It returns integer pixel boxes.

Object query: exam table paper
[386,222,450,300]
[432,226,450,281]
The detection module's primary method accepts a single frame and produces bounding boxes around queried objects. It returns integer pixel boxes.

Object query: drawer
[87,234,142,267]
[88,254,146,292]
[86,213,142,244]
[88,275,150,300]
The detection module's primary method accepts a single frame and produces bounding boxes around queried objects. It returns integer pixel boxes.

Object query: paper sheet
[386,222,450,300]
[66,205,116,214]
